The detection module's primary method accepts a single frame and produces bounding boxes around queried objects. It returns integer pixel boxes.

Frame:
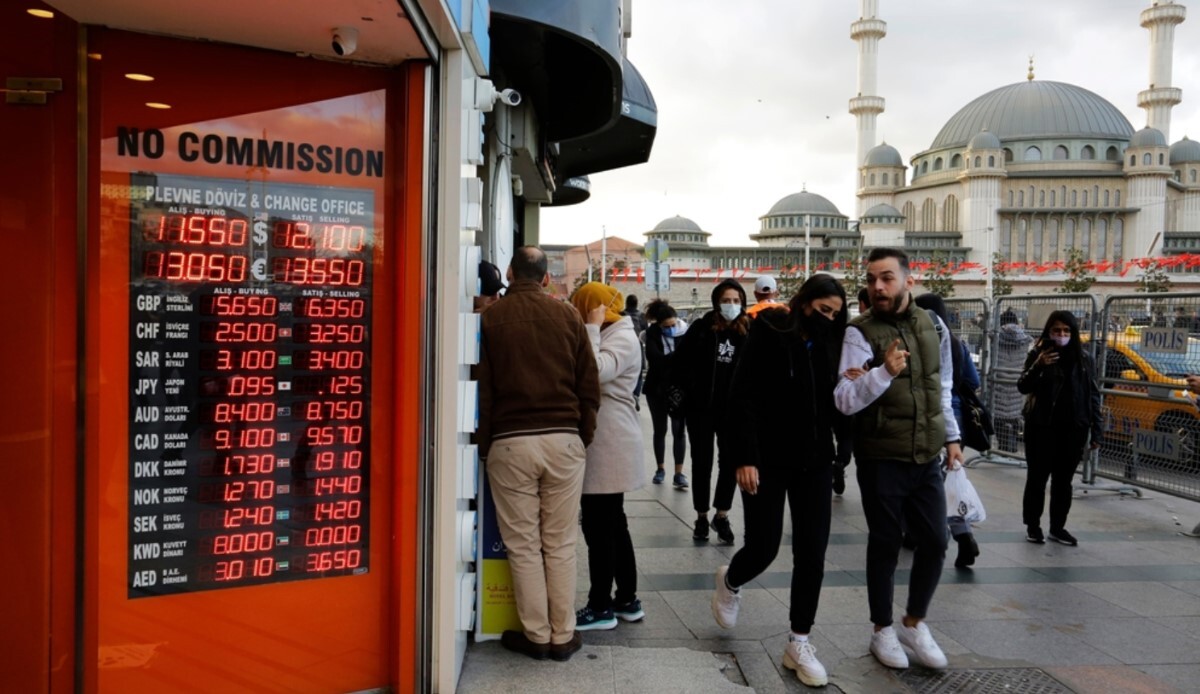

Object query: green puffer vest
[850,304,946,464]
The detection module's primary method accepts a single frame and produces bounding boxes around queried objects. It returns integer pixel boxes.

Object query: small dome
[968,129,1001,150]
[651,215,703,233]
[1170,136,1200,164]
[765,191,843,217]
[864,143,903,167]
[1130,126,1167,148]
[863,203,902,219]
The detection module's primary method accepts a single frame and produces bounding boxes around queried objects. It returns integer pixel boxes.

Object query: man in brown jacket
[478,246,601,662]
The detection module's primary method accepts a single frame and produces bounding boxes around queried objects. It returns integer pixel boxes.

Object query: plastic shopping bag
[945,466,986,524]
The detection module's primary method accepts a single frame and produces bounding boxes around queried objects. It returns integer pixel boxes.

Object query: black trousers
[685,413,737,513]
[580,493,637,611]
[646,392,687,470]
[857,458,948,626]
[726,460,832,633]
[1023,426,1088,531]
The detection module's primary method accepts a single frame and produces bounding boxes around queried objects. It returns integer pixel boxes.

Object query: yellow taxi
[1091,327,1200,465]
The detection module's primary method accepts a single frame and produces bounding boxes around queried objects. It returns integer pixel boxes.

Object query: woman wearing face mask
[670,279,750,543]
[710,274,850,688]
[1017,310,1102,546]
[643,300,689,488]
[569,282,647,630]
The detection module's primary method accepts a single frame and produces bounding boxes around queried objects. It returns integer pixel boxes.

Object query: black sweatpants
[857,458,948,627]
[580,493,638,611]
[686,413,737,513]
[726,460,833,633]
[1023,426,1088,531]
[646,391,687,470]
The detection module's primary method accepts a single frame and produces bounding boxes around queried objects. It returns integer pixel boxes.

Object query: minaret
[850,0,887,176]
[1138,0,1187,141]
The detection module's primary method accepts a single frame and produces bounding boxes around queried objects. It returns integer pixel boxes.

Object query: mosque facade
[635,0,1200,292]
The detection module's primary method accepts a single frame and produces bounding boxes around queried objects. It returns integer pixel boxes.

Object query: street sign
[644,262,670,292]
[644,239,670,263]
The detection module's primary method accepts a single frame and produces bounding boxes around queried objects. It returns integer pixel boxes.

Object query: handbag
[945,466,986,524]
[957,383,994,452]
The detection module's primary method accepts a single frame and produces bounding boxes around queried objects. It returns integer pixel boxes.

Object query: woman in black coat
[643,300,689,487]
[1017,309,1102,546]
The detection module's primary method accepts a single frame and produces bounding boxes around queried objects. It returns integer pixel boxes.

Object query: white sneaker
[711,565,741,628]
[783,638,828,687]
[896,621,949,670]
[869,626,909,669]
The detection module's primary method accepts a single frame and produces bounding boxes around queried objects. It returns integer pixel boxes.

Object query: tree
[839,254,867,298]
[1136,260,1173,293]
[775,265,806,303]
[1057,247,1095,293]
[991,252,1013,297]
[920,254,956,297]
[571,260,602,295]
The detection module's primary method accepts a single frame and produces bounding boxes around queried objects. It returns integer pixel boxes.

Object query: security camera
[331,27,358,57]
[497,89,521,107]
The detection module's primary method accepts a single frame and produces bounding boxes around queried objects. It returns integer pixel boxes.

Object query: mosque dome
[1130,126,1167,148]
[1170,136,1200,164]
[929,81,1134,149]
[765,191,843,217]
[651,215,703,233]
[968,129,1002,150]
[864,143,903,167]
[863,203,902,219]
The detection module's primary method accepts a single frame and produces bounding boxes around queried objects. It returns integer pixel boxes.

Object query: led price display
[127,173,373,597]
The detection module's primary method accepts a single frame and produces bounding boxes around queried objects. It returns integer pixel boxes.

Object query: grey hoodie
[994,323,1034,419]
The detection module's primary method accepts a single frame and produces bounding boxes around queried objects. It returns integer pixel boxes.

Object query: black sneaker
[711,515,735,544]
[673,473,690,490]
[574,606,618,631]
[652,468,666,484]
[1048,528,1078,546]
[954,533,980,568]
[693,517,710,541]
[612,598,645,622]
[832,470,845,496]
[1026,526,1046,544]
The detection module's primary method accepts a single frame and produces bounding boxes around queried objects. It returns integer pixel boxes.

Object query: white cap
[754,276,777,293]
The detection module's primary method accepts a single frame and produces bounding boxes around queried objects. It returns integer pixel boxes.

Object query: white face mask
[1051,335,1070,347]
[719,303,742,322]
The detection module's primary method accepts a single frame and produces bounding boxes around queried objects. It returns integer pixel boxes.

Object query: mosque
[635,0,1200,291]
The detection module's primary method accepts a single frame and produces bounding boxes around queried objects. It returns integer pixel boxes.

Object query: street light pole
[805,214,811,280]
[985,225,994,300]
[600,225,608,285]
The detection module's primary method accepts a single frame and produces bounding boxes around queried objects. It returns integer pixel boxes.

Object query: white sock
[790,633,809,642]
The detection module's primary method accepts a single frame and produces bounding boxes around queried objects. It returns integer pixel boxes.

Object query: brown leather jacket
[477,280,600,456]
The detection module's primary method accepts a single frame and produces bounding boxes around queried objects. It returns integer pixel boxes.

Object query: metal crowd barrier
[1095,293,1200,512]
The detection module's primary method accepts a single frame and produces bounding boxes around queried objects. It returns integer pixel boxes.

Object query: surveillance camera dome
[332,26,359,57]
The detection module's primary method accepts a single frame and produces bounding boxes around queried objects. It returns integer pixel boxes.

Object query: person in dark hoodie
[1017,310,1102,546]
[670,279,750,543]
[711,274,851,687]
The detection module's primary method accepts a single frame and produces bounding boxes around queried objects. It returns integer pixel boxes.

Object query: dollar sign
[253,220,268,245]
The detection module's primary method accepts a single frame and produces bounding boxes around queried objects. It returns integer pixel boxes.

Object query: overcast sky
[539,0,1200,249]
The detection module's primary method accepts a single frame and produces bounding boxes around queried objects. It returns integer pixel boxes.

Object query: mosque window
[1081,218,1091,256]
[903,201,916,232]
[1008,190,1014,206]
[882,173,889,185]
[1107,146,1120,161]
[1115,190,1121,205]
[1053,146,1069,160]
[988,155,996,167]
[1071,190,1078,206]
[1061,185,1067,202]
[1113,219,1124,260]
[1083,190,1089,206]
[1159,153,1166,165]
[1039,190,1045,206]
[999,219,1012,258]
[1025,146,1042,161]
[1003,148,1013,162]
[921,161,929,174]
[1176,170,1183,182]
[974,156,981,168]
[1143,153,1152,165]
[870,173,876,185]
[921,198,936,231]
[1094,186,1100,205]
[1104,190,1110,206]
[1050,190,1056,207]
[1017,219,1028,260]
[1018,191,1025,207]
[1048,219,1060,262]
[1065,219,1075,248]
[1098,219,1108,259]
[1131,155,1137,166]
[1192,169,1198,183]
[943,195,959,232]
[1033,219,1044,263]
[951,154,962,168]
[1082,145,1096,160]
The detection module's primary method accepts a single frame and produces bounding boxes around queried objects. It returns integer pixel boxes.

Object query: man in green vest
[834,247,963,672]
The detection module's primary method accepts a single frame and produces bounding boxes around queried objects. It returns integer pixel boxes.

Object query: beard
[872,288,908,317]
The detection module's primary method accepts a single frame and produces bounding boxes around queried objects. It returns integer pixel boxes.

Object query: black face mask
[801,311,834,342]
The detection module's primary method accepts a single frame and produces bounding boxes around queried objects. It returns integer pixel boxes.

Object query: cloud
[541,0,1200,248]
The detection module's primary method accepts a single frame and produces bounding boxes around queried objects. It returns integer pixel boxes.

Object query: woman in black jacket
[643,300,688,488]
[709,274,849,688]
[1017,310,1102,546]
[670,279,750,543]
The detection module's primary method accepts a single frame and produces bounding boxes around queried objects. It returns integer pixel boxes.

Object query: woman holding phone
[1017,310,1102,546]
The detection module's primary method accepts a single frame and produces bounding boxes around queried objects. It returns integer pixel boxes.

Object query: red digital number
[306,475,361,497]
[305,549,362,572]
[297,350,364,370]
[149,214,248,247]
[211,531,274,555]
[308,450,363,472]
[272,257,365,286]
[305,425,364,446]
[201,295,278,316]
[212,401,276,423]
[220,453,276,475]
[302,400,363,421]
[214,427,276,450]
[295,323,366,344]
[297,297,365,319]
[304,524,362,547]
[309,500,362,521]
[227,375,276,396]
[211,349,277,370]
[223,479,276,502]
[144,251,247,282]
[214,560,244,581]
[223,505,275,528]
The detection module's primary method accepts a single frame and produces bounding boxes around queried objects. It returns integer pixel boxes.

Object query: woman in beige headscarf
[568,282,646,631]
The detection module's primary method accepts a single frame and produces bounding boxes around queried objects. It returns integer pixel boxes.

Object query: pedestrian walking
[643,299,689,487]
